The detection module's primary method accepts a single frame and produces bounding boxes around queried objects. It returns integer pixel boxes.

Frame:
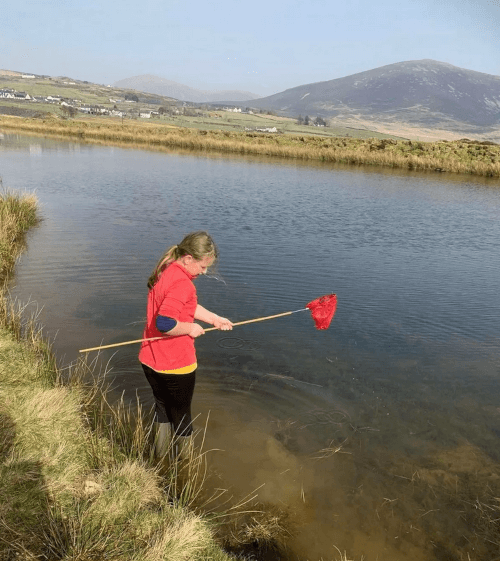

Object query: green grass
[0,328,237,561]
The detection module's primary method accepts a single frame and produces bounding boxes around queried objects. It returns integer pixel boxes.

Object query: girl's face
[180,254,214,277]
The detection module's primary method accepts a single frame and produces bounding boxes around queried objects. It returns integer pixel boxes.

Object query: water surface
[1,132,500,560]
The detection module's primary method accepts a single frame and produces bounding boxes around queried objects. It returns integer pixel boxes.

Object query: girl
[139,231,232,458]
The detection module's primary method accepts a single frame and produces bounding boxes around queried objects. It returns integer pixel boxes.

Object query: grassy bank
[0,328,243,560]
[0,184,38,285]
[0,190,259,561]
[1,115,500,177]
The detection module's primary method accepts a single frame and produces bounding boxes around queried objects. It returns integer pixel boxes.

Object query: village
[0,74,325,133]
[0,86,163,118]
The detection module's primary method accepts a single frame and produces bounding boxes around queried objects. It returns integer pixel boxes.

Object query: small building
[14,92,31,100]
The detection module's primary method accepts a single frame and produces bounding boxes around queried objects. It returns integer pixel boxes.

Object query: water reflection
[2,132,500,560]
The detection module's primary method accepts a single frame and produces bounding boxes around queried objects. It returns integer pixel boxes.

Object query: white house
[140,111,152,119]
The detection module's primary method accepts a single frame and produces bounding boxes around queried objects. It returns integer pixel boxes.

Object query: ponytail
[147,232,218,289]
[147,245,179,289]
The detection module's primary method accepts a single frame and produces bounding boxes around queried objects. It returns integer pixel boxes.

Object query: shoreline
[1,114,499,178]
[1,190,283,561]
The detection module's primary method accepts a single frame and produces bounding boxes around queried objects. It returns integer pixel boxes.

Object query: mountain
[237,60,500,140]
[113,75,261,103]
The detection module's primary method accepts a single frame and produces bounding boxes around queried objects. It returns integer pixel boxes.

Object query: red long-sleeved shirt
[139,262,197,371]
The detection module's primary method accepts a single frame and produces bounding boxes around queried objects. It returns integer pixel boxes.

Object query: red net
[306,294,337,330]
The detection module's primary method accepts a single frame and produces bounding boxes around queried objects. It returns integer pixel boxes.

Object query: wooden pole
[79,309,306,353]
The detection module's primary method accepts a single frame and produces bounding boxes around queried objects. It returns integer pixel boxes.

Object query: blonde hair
[147,231,218,289]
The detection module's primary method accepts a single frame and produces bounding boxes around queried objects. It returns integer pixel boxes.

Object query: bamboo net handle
[79,337,163,353]
[79,310,303,353]
[204,310,294,332]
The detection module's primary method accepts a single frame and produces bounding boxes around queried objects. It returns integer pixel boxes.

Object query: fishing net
[306,294,337,330]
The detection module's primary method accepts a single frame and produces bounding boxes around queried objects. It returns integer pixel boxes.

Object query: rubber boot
[154,422,172,460]
[172,434,195,498]
[175,434,194,465]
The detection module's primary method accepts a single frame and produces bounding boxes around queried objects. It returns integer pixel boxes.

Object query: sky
[1,0,500,96]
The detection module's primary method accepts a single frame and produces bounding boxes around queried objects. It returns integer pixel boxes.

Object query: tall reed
[1,115,499,177]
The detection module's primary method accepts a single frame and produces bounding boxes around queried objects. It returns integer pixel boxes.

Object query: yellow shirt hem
[142,362,197,374]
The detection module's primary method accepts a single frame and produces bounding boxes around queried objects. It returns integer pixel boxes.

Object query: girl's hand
[189,323,205,338]
[213,316,233,331]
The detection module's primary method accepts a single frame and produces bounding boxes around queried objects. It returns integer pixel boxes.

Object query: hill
[0,70,181,119]
[233,60,500,142]
[113,74,261,103]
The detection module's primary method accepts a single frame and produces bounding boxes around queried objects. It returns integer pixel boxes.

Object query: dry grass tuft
[0,180,39,284]
[218,501,294,556]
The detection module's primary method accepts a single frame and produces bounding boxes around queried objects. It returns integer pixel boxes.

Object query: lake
[1,131,500,560]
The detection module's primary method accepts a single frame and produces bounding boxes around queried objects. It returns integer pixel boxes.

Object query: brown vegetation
[0,183,39,284]
[1,115,499,177]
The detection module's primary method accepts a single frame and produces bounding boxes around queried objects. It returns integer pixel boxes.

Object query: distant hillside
[237,60,500,141]
[113,75,261,103]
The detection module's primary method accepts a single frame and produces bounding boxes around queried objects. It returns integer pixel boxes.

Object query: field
[156,110,406,140]
[0,100,406,140]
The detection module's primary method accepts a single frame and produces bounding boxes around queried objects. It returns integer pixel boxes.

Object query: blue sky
[1,0,499,96]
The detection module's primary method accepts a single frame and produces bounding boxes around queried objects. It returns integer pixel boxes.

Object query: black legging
[141,364,196,437]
